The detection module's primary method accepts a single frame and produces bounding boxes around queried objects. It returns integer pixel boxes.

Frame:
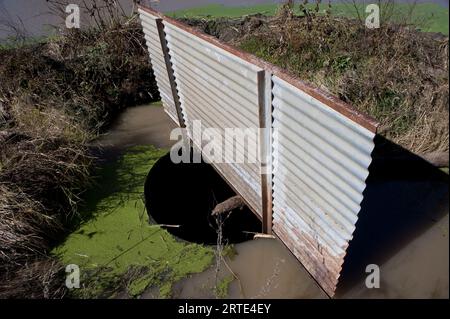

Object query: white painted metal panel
[138,9,180,125]
[163,21,264,216]
[271,75,376,296]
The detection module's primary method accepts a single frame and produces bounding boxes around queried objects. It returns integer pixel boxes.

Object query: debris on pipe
[212,195,245,216]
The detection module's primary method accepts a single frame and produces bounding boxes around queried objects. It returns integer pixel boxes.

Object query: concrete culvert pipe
[144,151,261,245]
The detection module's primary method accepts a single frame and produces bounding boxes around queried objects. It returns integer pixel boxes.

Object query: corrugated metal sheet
[163,20,264,216]
[271,75,376,296]
[137,5,379,297]
[138,9,180,125]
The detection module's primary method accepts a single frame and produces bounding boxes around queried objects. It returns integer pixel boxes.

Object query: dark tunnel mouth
[144,151,262,245]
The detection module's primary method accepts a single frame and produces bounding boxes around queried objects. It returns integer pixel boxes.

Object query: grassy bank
[0,16,159,298]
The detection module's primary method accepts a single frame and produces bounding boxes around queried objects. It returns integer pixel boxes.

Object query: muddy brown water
[98,103,448,299]
[96,102,176,151]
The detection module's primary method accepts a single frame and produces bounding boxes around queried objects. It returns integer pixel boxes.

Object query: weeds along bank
[181,6,449,158]
[0,19,158,298]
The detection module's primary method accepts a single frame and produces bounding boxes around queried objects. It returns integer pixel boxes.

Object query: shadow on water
[144,150,261,245]
[336,135,449,296]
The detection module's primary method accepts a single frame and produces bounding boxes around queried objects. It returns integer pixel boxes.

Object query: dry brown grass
[0,13,158,298]
[0,99,92,298]
[0,258,66,299]
[0,185,54,266]
[185,10,449,156]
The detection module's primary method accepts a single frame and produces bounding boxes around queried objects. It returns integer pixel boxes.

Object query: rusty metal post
[258,70,273,234]
[155,19,185,128]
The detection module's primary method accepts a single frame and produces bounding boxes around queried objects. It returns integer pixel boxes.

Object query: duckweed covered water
[215,275,234,299]
[52,145,214,298]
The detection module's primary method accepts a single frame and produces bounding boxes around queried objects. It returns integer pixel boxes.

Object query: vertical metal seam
[258,70,273,234]
[155,19,185,128]
[267,72,274,234]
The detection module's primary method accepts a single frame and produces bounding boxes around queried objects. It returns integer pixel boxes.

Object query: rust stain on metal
[274,224,339,296]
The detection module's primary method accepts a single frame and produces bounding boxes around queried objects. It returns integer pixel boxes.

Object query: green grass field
[168,2,449,35]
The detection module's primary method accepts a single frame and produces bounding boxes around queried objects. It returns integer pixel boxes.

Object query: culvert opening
[144,151,261,245]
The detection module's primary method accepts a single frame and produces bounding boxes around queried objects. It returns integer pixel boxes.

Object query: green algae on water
[52,145,214,298]
[215,275,234,299]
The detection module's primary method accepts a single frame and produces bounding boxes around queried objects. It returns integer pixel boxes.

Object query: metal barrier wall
[138,6,378,297]
[271,75,376,296]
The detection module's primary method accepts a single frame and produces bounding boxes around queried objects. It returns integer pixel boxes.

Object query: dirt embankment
[181,12,449,160]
